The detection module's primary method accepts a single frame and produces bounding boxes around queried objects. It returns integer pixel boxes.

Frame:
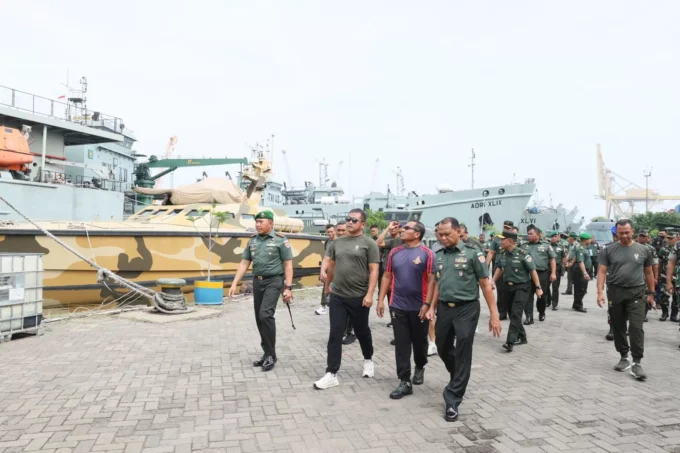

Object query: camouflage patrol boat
[0,157,325,308]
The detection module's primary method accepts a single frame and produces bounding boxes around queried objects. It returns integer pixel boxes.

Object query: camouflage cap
[638,229,649,237]
[667,230,677,239]
[255,211,274,220]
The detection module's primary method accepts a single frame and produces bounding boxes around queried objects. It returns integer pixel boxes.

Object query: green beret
[548,230,559,238]
[255,210,274,220]
[569,232,578,239]
[579,232,592,240]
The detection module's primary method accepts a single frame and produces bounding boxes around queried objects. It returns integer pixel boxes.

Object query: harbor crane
[154,136,178,189]
[596,144,680,217]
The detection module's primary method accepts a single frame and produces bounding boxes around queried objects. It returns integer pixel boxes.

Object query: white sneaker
[362,359,375,378]
[315,306,327,315]
[427,342,438,357]
[314,372,339,389]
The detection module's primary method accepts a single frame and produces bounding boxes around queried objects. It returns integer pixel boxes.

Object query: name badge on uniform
[458,271,463,276]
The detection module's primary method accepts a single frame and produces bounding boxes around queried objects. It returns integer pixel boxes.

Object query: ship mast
[468,148,475,189]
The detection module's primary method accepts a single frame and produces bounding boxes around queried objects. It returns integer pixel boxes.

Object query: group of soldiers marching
[231,210,680,423]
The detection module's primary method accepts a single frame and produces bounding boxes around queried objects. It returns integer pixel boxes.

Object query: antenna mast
[468,148,476,189]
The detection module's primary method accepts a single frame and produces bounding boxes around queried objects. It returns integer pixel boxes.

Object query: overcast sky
[4,1,680,220]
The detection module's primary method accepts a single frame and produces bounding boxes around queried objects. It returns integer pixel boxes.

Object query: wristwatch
[284,285,293,291]
[423,302,431,307]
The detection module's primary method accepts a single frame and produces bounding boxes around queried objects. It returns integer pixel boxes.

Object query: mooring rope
[0,195,191,314]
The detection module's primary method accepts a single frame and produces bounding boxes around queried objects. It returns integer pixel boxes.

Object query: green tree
[630,212,680,233]
[365,209,387,231]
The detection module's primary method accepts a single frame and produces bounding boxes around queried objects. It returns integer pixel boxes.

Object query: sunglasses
[345,217,361,224]
[401,226,414,231]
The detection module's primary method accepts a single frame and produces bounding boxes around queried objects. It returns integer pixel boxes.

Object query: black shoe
[552,306,558,311]
[660,312,669,321]
[523,318,534,325]
[573,307,587,313]
[670,314,679,322]
[386,322,392,328]
[605,327,614,341]
[513,337,528,345]
[502,342,513,352]
[445,404,458,422]
[412,368,425,385]
[539,313,545,322]
[261,356,277,371]
[252,355,266,367]
[499,314,508,320]
[389,381,413,399]
[342,333,357,345]
[562,291,572,295]
[644,316,648,323]
[630,363,646,380]
[390,339,396,346]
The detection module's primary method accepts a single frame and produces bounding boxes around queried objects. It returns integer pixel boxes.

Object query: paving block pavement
[1,283,680,453]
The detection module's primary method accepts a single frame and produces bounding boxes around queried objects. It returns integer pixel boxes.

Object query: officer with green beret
[492,230,543,352]
[229,210,293,371]
[573,233,594,312]
[548,231,567,310]
[486,220,515,320]
[520,225,556,323]
[425,217,501,422]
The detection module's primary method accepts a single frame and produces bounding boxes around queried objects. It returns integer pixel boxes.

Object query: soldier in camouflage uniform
[656,231,677,321]
[664,232,680,323]
[636,230,659,323]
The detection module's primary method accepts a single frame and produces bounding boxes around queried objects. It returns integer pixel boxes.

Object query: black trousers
[551,266,562,307]
[525,270,550,319]
[496,278,508,317]
[435,301,480,408]
[566,265,573,293]
[253,276,283,357]
[608,285,646,362]
[326,293,373,373]
[506,282,529,344]
[572,267,586,309]
[392,308,429,381]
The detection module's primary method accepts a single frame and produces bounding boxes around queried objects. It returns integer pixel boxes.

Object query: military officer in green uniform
[229,210,293,371]
[460,224,484,251]
[569,234,591,313]
[548,231,567,310]
[563,232,578,295]
[486,221,515,320]
[425,217,501,422]
[492,230,543,352]
[520,225,556,323]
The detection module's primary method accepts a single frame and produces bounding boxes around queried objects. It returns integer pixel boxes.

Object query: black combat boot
[660,307,669,321]
[671,307,679,322]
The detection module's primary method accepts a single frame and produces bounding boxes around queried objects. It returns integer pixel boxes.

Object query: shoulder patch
[517,248,526,255]
[275,232,286,238]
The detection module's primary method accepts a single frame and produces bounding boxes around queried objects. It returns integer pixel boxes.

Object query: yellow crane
[596,144,680,217]
[154,136,178,189]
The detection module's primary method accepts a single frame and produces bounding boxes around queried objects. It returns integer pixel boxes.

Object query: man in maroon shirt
[377,220,434,399]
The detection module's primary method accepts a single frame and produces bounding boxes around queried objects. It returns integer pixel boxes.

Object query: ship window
[185,209,208,218]
[165,209,184,218]
[137,209,155,218]
[395,213,409,221]
[498,188,505,195]
[241,214,254,220]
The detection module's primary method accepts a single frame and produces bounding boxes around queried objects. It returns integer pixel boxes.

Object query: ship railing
[39,170,131,193]
[0,85,131,136]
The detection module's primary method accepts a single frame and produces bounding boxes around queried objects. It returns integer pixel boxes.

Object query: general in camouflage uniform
[229,210,293,372]
[656,231,678,321]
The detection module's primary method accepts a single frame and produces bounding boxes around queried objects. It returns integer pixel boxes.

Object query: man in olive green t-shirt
[314,209,380,391]
[597,220,655,381]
